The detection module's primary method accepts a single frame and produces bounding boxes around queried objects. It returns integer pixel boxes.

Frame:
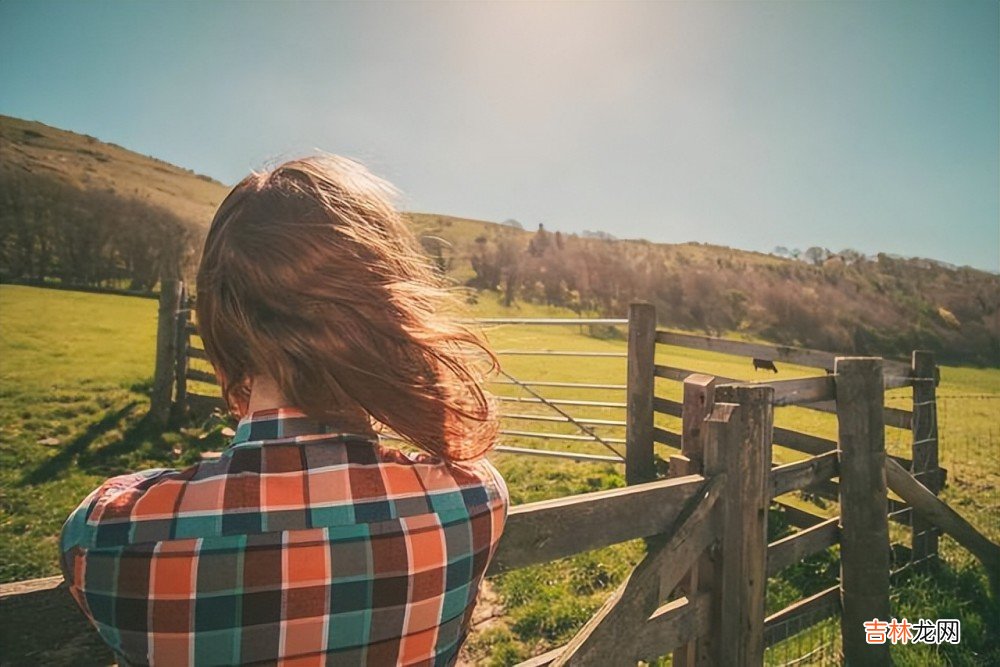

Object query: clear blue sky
[2,1,997,271]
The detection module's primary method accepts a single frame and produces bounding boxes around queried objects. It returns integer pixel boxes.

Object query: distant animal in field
[752,358,778,373]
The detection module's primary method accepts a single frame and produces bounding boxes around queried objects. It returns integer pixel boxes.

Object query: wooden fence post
[151,278,182,425]
[171,282,191,421]
[626,302,657,485]
[671,374,716,666]
[836,357,890,666]
[911,350,939,566]
[698,384,772,665]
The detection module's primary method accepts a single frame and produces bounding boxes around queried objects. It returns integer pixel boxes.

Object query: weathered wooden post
[670,374,716,667]
[626,302,657,486]
[698,384,773,665]
[911,350,939,566]
[151,278,182,425]
[836,357,891,666]
[171,283,191,421]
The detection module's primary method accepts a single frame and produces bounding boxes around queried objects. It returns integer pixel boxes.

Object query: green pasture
[1,284,996,665]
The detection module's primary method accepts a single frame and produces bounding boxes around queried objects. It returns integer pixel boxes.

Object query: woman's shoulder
[372,441,509,509]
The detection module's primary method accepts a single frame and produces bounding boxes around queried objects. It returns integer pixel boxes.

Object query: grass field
[1,284,997,665]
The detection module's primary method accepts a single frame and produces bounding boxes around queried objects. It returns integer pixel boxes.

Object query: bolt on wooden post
[836,357,891,666]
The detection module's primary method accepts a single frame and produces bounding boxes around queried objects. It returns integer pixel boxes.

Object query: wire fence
[765,614,841,666]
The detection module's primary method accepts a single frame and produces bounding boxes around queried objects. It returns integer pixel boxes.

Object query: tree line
[1,171,996,366]
[467,224,999,366]
[0,169,194,291]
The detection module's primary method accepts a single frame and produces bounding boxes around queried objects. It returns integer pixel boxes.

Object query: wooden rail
[770,451,839,498]
[487,474,706,574]
[654,363,913,426]
[885,458,1000,594]
[654,330,912,376]
[767,518,840,577]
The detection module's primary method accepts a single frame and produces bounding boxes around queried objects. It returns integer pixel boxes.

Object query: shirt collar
[230,407,377,446]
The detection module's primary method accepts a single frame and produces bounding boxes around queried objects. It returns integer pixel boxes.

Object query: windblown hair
[196,155,500,461]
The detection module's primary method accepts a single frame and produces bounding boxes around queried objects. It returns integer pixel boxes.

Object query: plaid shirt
[60,408,509,666]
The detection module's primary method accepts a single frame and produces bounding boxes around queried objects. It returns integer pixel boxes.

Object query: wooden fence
[3,292,998,665]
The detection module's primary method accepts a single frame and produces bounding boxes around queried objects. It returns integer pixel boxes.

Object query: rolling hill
[1,114,997,364]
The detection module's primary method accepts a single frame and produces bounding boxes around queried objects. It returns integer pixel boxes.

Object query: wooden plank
[696,386,772,665]
[655,330,912,376]
[516,646,565,667]
[794,477,916,527]
[835,357,891,665]
[652,396,682,417]
[655,330,838,369]
[911,350,940,565]
[885,458,1000,594]
[766,518,839,576]
[654,364,711,383]
[486,475,706,575]
[773,500,828,529]
[762,375,836,406]
[626,303,657,485]
[681,374,715,470]
[772,425,836,456]
[522,596,711,667]
[763,585,840,647]
[671,374,715,666]
[187,345,209,361]
[492,446,624,464]
[668,454,696,476]
[186,368,218,385]
[770,451,839,498]
[632,593,711,663]
[653,427,682,448]
[551,476,722,665]
[151,278,181,425]
[0,576,113,665]
[719,385,773,666]
[884,374,914,389]
[884,406,913,430]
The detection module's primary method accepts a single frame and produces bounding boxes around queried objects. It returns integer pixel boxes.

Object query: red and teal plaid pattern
[60,407,509,666]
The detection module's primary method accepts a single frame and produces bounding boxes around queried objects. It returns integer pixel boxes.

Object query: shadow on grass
[20,400,149,485]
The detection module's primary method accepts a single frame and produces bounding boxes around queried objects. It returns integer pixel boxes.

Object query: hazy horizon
[2,1,997,271]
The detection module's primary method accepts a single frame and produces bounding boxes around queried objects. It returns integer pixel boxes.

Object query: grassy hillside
[1,116,227,229]
[1,284,997,665]
[2,114,997,364]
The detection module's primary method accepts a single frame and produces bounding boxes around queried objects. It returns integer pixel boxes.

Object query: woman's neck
[245,373,376,436]
[245,373,288,414]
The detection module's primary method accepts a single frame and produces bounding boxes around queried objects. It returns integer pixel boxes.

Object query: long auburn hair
[195,155,500,461]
